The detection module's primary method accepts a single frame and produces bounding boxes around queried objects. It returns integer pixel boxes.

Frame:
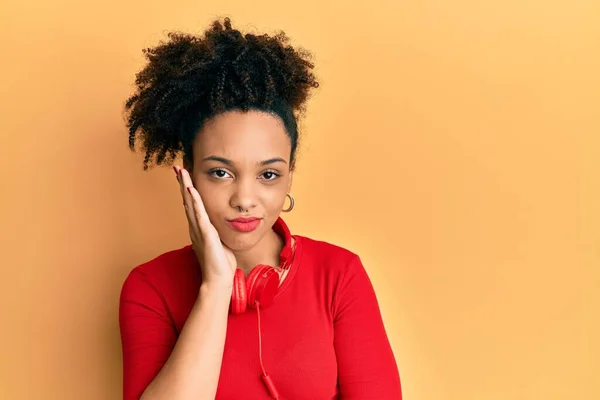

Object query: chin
[218,226,263,251]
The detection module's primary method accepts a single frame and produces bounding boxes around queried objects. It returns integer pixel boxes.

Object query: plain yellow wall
[1,0,598,399]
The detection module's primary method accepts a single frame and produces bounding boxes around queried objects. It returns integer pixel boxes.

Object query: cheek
[260,188,287,211]
[195,184,225,218]
[261,177,291,209]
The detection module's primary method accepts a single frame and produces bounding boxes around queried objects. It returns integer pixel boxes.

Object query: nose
[230,177,257,212]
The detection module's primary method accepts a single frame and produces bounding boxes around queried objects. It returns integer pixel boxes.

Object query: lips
[227,217,261,232]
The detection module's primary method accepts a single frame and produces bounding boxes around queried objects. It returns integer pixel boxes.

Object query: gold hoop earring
[282,193,294,213]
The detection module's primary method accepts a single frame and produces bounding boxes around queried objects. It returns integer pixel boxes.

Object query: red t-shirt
[119,226,402,399]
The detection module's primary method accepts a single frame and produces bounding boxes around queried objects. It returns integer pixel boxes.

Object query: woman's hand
[174,165,237,290]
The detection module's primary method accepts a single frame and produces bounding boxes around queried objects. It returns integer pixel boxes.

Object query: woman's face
[189,110,294,251]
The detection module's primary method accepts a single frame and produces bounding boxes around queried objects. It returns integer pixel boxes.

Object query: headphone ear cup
[246,265,280,309]
[230,268,247,314]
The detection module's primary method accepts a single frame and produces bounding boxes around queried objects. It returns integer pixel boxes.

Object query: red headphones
[230,217,294,314]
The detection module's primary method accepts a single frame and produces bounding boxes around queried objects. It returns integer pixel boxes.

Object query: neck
[233,228,285,276]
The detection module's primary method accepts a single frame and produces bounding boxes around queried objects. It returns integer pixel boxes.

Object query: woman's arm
[119,269,231,400]
[333,255,402,399]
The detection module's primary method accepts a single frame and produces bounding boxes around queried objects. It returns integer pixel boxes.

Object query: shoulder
[298,235,358,261]
[295,235,366,279]
[120,244,197,297]
[294,236,376,316]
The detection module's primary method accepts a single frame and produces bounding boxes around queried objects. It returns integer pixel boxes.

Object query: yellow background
[1,0,598,399]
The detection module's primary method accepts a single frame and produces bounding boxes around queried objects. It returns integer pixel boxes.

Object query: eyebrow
[201,156,287,166]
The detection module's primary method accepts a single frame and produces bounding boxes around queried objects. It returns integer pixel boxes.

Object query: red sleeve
[119,268,177,400]
[333,255,402,399]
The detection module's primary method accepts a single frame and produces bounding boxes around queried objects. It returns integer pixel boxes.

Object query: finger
[185,179,212,236]
[189,225,200,252]
[175,165,200,239]
[180,168,212,233]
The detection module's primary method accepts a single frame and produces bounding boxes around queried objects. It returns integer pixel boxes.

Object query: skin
[183,109,294,277]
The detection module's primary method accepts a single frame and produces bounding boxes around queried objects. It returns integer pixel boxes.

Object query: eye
[208,168,232,179]
[260,170,281,181]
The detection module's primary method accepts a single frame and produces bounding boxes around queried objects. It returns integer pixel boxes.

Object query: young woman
[119,17,401,400]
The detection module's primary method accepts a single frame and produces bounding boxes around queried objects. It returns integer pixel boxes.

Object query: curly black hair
[123,17,319,171]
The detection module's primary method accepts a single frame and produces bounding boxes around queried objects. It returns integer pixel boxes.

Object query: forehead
[194,110,291,161]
